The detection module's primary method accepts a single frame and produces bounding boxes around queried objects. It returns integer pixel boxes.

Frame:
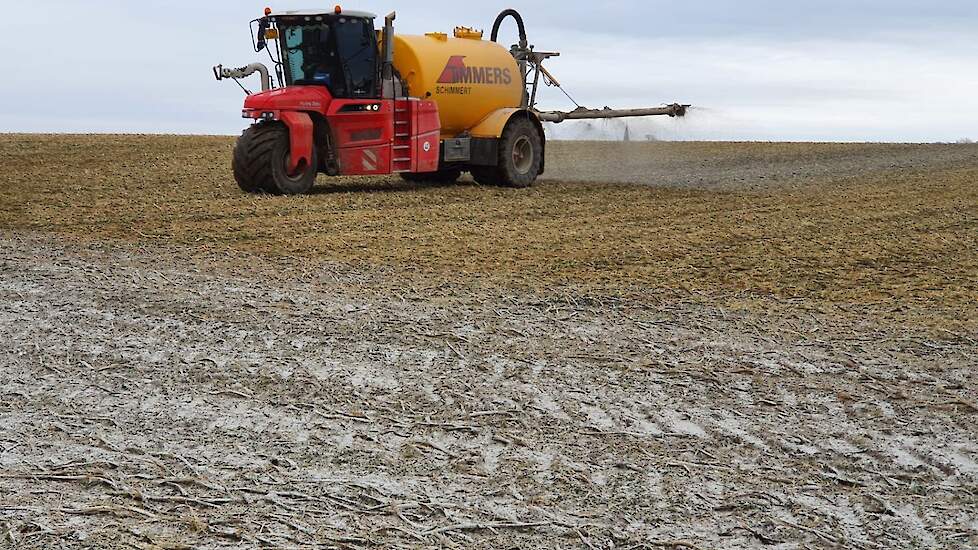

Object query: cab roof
[269,9,376,19]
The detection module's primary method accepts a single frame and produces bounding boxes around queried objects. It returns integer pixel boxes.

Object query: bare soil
[1,136,977,548]
[1,136,976,334]
[543,141,978,190]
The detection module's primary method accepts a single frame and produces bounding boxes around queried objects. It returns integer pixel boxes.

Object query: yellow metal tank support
[391,32,523,138]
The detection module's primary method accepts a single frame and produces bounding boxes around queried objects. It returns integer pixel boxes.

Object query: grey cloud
[4,1,977,141]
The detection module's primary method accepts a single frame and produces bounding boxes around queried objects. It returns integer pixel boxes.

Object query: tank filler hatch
[453,26,484,40]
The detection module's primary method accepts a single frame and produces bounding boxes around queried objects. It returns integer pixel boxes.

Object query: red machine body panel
[241,86,442,177]
[411,99,441,173]
[243,86,331,114]
[393,98,440,173]
[328,99,395,176]
[277,111,313,174]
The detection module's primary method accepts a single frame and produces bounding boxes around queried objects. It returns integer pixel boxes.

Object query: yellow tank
[392,32,523,138]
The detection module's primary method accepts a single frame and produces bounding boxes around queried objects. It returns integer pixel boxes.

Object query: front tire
[233,123,318,195]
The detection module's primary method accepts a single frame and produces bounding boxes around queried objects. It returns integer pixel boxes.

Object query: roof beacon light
[334,5,342,14]
[264,7,272,16]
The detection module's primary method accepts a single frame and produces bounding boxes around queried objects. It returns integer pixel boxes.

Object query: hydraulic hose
[213,63,271,92]
[490,9,528,47]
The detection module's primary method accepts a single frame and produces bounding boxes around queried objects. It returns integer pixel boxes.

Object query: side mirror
[256,17,269,52]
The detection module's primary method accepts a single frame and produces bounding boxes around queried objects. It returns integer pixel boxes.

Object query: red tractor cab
[218,10,440,194]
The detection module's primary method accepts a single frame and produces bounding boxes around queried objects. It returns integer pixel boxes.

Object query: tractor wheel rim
[512,136,533,174]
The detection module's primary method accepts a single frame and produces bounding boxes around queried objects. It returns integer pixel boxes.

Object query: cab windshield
[276,16,378,98]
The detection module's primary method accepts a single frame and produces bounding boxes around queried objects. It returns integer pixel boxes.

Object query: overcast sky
[5,1,978,141]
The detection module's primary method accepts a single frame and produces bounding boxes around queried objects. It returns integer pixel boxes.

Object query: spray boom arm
[490,9,688,124]
[536,104,688,123]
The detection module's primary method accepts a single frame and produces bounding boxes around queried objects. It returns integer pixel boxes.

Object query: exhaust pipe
[536,104,688,123]
[213,63,271,93]
[381,12,396,99]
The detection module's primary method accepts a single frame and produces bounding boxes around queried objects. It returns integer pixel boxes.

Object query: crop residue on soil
[1,234,976,549]
[0,135,977,548]
[1,135,976,333]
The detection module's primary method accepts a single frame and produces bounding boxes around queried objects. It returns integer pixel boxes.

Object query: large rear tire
[233,123,318,195]
[471,118,543,188]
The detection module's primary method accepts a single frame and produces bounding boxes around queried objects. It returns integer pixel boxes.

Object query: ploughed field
[1,135,977,548]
